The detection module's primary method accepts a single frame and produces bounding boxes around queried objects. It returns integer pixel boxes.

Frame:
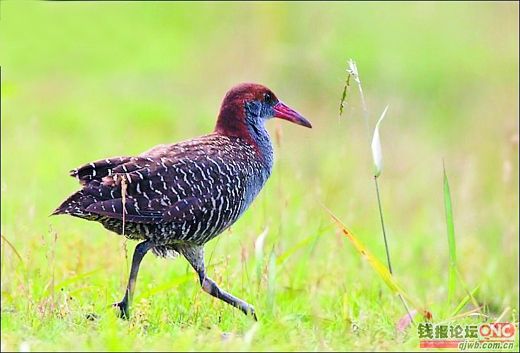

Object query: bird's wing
[84,195,203,224]
[71,154,177,185]
[77,154,214,224]
[70,157,132,185]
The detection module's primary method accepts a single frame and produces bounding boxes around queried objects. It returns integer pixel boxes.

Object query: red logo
[479,323,516,339]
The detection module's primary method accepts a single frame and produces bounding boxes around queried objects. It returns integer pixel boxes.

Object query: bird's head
[215,83,311,138]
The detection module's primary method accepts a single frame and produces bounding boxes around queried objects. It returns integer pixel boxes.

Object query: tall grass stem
[374,176,392,274]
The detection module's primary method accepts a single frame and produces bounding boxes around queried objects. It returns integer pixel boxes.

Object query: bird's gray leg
[180,245,257,320]
[113,240,154,319]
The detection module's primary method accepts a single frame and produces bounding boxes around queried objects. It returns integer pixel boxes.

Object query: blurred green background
[1,1,518,351]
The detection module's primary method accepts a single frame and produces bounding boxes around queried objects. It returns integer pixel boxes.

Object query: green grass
[443,165,457,307]
[1,2,519,351]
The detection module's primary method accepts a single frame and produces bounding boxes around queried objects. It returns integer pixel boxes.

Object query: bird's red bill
[273,101,312,128]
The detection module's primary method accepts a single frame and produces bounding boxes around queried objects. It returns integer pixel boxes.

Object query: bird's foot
[112,301,130,320]
[85,312,100,321]
[244,305,257,321]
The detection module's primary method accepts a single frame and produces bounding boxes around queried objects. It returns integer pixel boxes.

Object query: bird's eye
[264,92,273,104]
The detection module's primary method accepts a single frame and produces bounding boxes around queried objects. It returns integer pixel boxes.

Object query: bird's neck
[245,117,274,171]
[215,108,274,171]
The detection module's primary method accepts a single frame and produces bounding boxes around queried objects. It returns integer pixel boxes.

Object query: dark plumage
[53,83,311,319]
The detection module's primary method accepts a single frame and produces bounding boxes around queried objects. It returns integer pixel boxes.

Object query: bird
[53,83,312,320]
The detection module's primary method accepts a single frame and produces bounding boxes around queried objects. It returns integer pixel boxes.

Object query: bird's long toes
[246,305,257,321]
[112,301,130,320]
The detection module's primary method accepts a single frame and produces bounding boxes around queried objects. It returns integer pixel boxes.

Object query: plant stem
[398,293,415,322]
[374,175,392,274]
[346,59,414,324]
[375,175,414,323]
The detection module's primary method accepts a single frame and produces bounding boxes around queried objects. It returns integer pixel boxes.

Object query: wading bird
[53,83,311,320]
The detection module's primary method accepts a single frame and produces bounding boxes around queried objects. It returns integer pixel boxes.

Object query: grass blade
[267,246,277,313]
[324,206,431,319]
[254,227,269,286]
[450,285,480,317]
[45,268,103,298]
[455,267,481,312]
[1,234,25,268]
[276,230,324,266]
[443,164,457,305]
[137,273,193,300]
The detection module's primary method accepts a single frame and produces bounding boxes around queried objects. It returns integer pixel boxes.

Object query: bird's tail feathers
[51,190,97,217]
